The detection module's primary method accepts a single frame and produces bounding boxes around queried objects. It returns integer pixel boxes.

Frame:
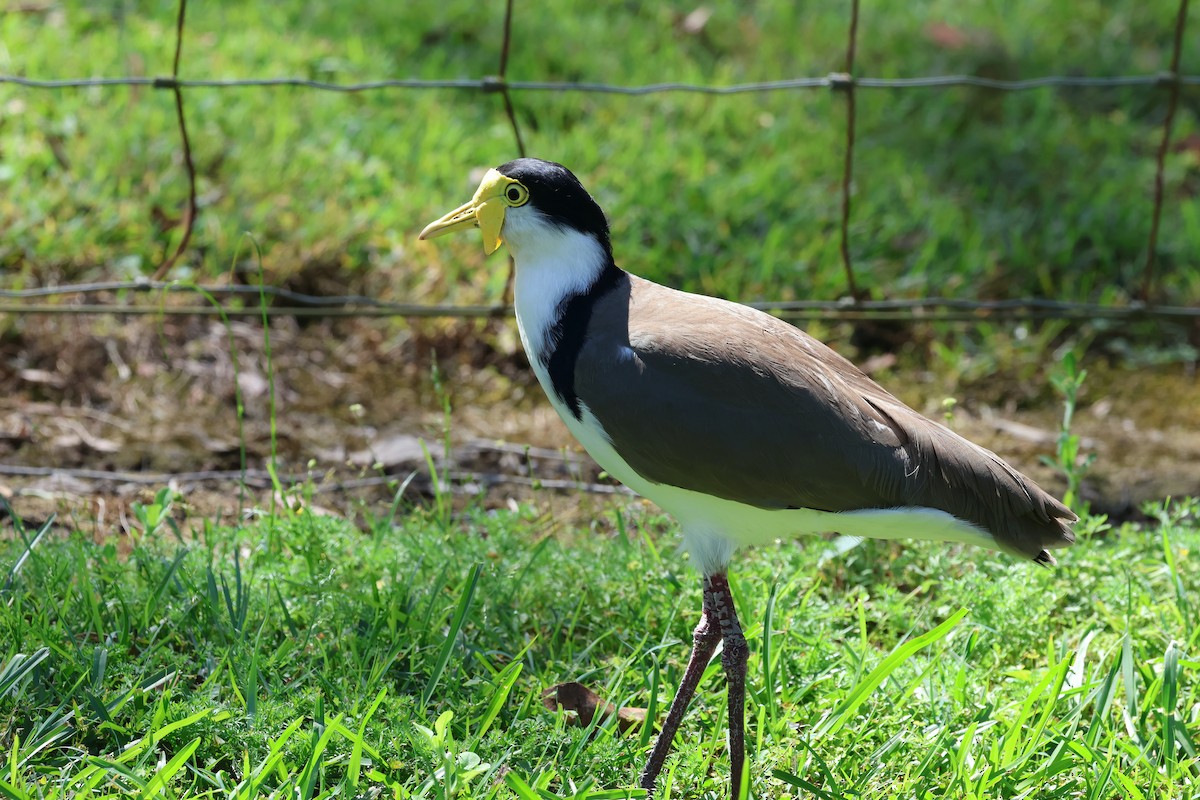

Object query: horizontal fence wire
[1,282,1196,323]
[0,0,1194,322]
[0,463,632,497]
[3,73,1200,93]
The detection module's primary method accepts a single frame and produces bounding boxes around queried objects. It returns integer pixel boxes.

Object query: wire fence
[0,0,1195,324]
[2,281,1199,323]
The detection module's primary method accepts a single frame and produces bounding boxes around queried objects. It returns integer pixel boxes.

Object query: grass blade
[475,654,525,740]
[142,735,201,796]
[504,772,542,800]
[0,650,50,698]
[770,766,840,800]
[297,713,342,800]
[1084,655,1120,750]
[142,547,190,630]
[762,581,779,724]
[817,608,968,737]
[422,563,483,708]
[1,512,52,594]
[152,707,228,746]
[349,688,388,788]
[1161,640,1180,778]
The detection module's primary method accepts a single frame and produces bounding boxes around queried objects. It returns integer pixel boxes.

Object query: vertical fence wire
[497,0,527,159]
[496,0,526,310]
[837,0,863,301]
[1141,0,1190,302]
[152,0,196,281]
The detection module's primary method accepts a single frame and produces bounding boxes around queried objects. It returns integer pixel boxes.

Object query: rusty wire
[837,0,862,301]
[1142,0,1191,302]
[496,0,525,309]
[6,73,1199,93]
[0,463,633,497]
[149,0,196,282]
[1,282,1196,323]
[496,0,527,158]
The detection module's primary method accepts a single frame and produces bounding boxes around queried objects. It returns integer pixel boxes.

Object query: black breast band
[542,262,624,420]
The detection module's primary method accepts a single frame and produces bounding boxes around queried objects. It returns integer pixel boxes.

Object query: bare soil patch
[2,314,1196,538]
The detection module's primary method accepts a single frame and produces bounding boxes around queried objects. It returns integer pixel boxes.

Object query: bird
[419,158,1077,798]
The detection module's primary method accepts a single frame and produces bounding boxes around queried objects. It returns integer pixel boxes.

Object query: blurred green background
[3,0,1198,311]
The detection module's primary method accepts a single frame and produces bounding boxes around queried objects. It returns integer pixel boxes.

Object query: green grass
[2,495,1198,798]
[1,0,1198,306]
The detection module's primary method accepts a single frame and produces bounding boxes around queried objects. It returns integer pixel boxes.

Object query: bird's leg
[639,578,722,795]
[706,572,749,799]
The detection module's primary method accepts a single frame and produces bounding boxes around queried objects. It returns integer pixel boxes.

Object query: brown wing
[575,276,1076,560]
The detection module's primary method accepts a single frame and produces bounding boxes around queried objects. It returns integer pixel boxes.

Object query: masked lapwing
[420,158,1077,797]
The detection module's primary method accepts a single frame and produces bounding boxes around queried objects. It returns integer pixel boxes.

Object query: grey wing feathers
[865,392,1077,559]
[575,277,1076,561]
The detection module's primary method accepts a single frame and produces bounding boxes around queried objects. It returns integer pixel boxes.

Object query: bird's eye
[505,184,529,206]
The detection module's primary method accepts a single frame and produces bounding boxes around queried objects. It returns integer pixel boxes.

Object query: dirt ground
[2,312,1198,539]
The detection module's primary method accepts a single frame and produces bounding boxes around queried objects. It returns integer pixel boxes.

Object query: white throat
[509,223,610,362]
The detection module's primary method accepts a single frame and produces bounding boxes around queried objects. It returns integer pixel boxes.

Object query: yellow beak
[418,169,518,255]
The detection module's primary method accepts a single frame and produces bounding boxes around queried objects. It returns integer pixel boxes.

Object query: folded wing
[575,277,1076,560]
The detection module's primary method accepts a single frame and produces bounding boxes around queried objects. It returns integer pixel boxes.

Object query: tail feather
[900,408,1078,562]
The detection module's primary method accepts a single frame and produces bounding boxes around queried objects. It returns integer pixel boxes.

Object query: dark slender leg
[639,578,721,795]
[707,573,749,799]
[640,572,750,799]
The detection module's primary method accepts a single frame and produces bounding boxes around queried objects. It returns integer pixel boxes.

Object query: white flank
[565,404,995,576]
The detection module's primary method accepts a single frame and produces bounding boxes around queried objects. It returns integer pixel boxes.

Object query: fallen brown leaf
[542,682,650,734]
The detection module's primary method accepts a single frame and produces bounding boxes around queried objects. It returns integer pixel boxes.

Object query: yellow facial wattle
[419,169,528,255]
